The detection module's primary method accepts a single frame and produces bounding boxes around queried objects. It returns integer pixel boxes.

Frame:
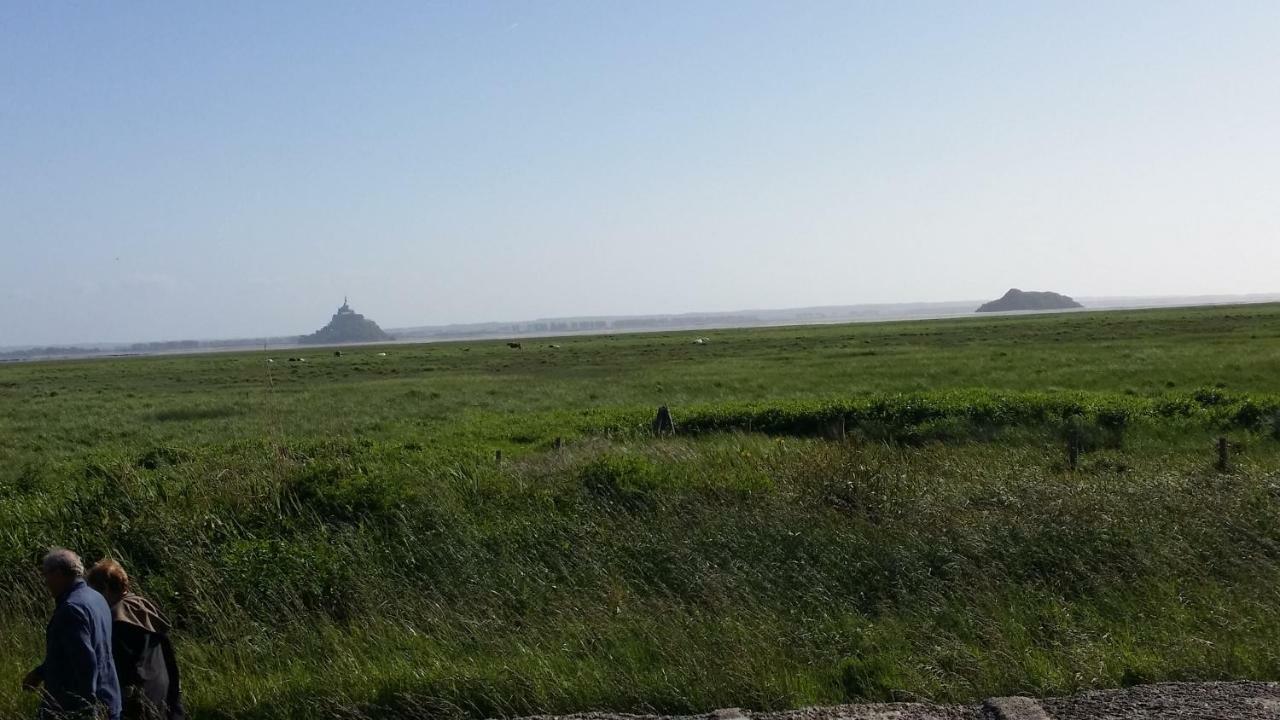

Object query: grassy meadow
[2,303,1280,718]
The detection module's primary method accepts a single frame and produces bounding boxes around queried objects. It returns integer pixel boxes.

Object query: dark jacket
[35,579,123,720]
[110,593,185,720]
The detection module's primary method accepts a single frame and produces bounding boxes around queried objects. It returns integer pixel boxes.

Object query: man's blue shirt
[37,579,122,720]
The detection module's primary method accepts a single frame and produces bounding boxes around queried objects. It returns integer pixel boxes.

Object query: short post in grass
[1216,436,1229,472]
[653,406,675,436]
[1065,416,1083,470]
[554,436,563,451]
[495,449,502,466]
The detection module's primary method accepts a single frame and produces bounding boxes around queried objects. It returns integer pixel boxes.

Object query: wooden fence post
[653,406,675,436]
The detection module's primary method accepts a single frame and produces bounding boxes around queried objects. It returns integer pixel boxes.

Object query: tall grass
[2,430,1279,718]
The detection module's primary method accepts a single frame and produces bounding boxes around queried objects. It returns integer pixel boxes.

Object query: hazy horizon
[4,2,1279,346]
[9,290,1280,350]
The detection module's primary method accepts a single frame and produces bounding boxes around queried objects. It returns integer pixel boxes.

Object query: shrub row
[587,390,1280,444]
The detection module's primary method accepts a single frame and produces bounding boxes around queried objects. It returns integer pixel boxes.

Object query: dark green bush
[836,655,898,701]
[135,445,196,470]
[1193,388,1228,407]
[284,461,400,523]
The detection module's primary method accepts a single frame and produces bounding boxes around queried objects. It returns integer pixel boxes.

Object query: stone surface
[507,682,1280,720]
[759,702,979,720]
[981,696,1050,720]
[1039,681,1280,719]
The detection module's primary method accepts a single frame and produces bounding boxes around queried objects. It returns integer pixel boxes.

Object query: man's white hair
[42,548,85,578]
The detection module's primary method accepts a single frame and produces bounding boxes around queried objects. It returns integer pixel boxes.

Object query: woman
[85,559,185,720]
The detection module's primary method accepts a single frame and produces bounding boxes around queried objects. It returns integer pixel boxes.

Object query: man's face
[42,569,73,599]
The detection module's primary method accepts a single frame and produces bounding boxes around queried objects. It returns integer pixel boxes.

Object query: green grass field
[3,304,1280,718]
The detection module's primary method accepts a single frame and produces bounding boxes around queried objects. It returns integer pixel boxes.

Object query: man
[22,548,123,720]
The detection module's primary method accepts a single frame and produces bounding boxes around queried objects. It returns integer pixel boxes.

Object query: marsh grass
[2,304,1280,718]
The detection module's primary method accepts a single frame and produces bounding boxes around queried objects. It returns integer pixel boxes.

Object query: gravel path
[512,682,1280,720]
[1039,681,1280,719]
[753,702,980,719]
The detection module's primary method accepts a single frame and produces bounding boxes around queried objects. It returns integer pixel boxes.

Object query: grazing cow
[507,342,522,349]
[549,344,561,349]
[377,352,388,357]
[334,351,343,357]
[266,359,275,363]
[288,357,305,362]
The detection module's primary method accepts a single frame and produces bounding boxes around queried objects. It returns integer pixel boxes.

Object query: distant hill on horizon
[977,288,1084,313]
[299,299,393,345]
[7,292,1280,360]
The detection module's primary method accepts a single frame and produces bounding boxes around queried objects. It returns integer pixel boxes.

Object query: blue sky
[2,1,1278,345]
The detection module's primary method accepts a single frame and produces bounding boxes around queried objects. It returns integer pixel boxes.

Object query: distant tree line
[128,340,202,352]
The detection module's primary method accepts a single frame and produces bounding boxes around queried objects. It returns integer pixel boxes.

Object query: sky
[2,1,1279,346]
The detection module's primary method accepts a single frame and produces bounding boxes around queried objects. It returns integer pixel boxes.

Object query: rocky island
[977,288,1083,313]
[300,298,393,344]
